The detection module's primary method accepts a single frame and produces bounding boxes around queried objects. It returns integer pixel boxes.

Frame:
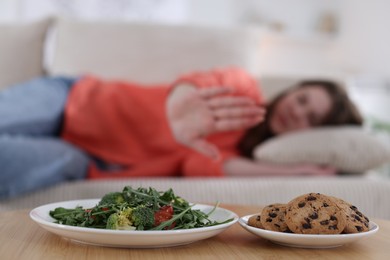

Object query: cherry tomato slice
[154,205,175,229]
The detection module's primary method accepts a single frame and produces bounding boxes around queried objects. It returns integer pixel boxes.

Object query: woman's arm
[166,83,265,159]
[223,157,337,177]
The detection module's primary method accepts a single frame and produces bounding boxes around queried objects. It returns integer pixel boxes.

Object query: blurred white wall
[187,0,390,80]
[0,0,189,23]
[334,0,390,129]
[0,0,19,20]
[335,0,390,77]
[1,0,389,79]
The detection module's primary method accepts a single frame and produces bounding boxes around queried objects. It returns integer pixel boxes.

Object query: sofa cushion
[253,126,390,174]
[0,18,52,90]
[47,18,262,84]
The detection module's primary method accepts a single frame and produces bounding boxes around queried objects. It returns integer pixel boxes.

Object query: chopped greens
[49,186,233,231]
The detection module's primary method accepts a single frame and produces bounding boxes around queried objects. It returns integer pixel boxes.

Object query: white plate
[30,199,238,248]
[239,214,379,249]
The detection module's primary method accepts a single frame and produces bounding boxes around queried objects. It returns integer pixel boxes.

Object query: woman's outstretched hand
[166,84,265,159]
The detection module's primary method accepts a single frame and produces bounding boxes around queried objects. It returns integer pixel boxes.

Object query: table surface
[0,204,389,259]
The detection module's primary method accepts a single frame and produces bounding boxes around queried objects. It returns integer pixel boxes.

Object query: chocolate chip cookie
[248,214,264,229]
[285,193,346,234]
[331,196,370,233]
[260,203,290,232]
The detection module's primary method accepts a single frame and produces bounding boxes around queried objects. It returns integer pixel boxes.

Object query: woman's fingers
[198,86,232,99]
[214,114,265,132]
[207,95,256,108]
[212,106,266,119]
[199,87,260,108]
[211,104,266,132]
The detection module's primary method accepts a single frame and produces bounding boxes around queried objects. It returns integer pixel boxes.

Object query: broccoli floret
[131,205,155,230]
[105,205,155,230]
[98,192,125,206]
[106,208,135,230]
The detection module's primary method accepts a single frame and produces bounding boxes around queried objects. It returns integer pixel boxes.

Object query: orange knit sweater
[61,67,262,179]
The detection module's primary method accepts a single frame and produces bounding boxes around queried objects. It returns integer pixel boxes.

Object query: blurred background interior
[1,0,390,176]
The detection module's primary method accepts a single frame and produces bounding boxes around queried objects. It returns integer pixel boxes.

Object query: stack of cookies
[248,192,370,234]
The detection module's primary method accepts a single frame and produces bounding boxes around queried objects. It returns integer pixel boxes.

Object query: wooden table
[0,204,389,259]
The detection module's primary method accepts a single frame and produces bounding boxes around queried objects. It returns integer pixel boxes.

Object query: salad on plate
[49,186,233,231]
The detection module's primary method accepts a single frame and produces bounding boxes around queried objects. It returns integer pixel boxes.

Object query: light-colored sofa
[1,17,390,220]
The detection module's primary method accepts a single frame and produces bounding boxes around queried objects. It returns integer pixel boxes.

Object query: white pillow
[0,18,52,90]
[253,126,390,174]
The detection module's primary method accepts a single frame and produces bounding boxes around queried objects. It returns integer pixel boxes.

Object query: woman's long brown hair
[237,80,363,158]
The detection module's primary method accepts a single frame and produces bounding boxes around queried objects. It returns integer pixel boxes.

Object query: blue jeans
[0,77,90,200]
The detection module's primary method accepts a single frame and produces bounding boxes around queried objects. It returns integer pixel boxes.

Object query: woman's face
[269,85,332,135]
